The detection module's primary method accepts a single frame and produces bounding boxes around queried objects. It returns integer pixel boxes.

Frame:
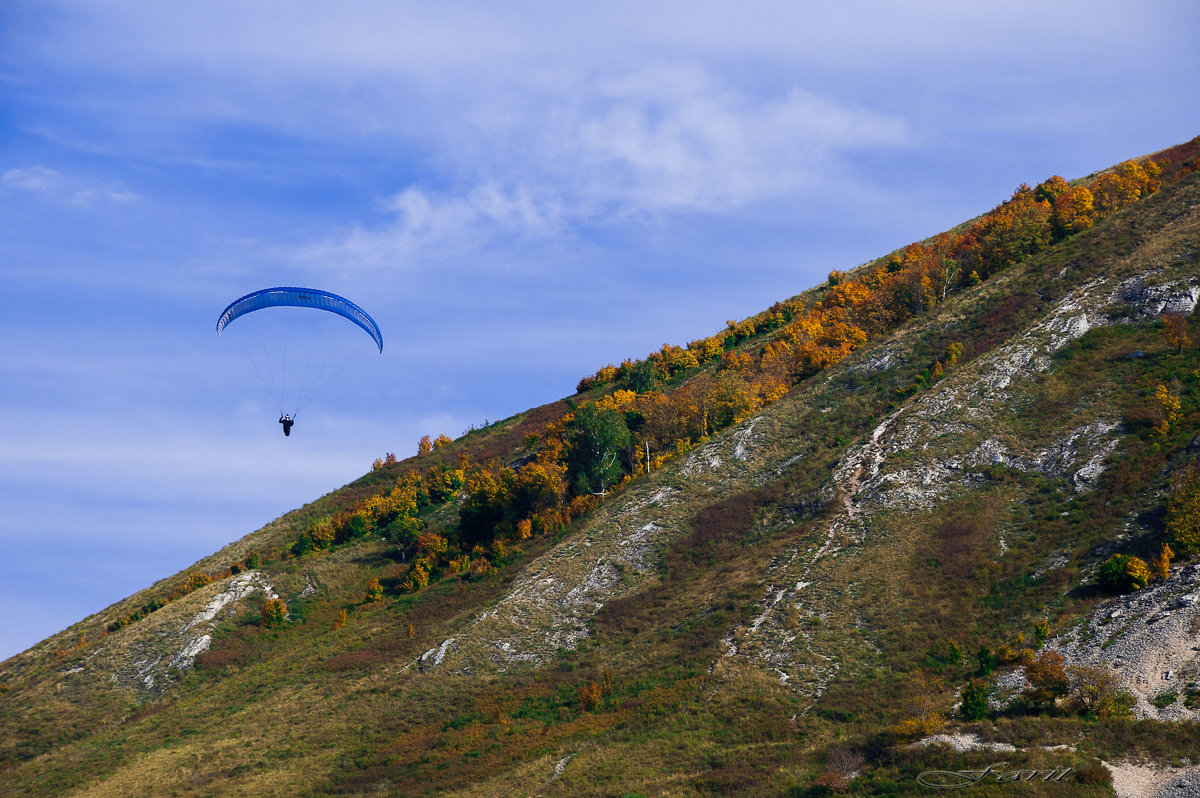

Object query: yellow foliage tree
[1154,383,1181,437]
[595,389,638,412]
[1166,473,1200,558]
[1091,160,1159,213]
[1150,541,1174,581]
[261,599,287,628]
[686,336,724,364]
[417,435,433,455]
[310,519,335,550]
[892,671,946,740]
[183,571,213,594]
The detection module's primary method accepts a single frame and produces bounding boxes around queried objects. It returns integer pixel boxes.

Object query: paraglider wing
[216,287,383,352]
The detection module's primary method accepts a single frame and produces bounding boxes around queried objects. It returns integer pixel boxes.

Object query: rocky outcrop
[1112,276,1199,316]
[64,570,279,694]
[418,482,683,672]
[1047,563,1200,721]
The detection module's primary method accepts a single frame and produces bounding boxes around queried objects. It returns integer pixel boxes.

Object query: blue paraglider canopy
[216,287,383,352]
[216,287,383,422]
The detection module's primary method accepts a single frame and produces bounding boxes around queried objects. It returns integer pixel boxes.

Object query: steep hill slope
[3,139,1200,797]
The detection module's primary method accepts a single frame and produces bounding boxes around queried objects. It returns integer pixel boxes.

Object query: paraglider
[217,287,382,434]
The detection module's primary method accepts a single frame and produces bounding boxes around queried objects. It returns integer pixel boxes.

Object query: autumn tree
[261,599,287,628]
[1165,472,1200,558]
[1052,185,1097,237]
[893,671,946,739]
[967,185,1052,277]
[1163,311,1191,354]
[433,433,453,449]
[417,435,433,455]
[687,336,724,364]
[426,466,465,503]
[1034,174,1069,205]
[1023,650,1069,709]
[1090,160,1160,214]
[458,467,513,546]
[309,518,335,550]
[1153,383,1182,437]
[638,389,689,453]
[1150,542,1174,581]
[365,577,383,602]
[508,459,567,522]
[1091,172,1138,213]
[814,748,866,793]
[577,680,602,713]
[1068,664,1134,719]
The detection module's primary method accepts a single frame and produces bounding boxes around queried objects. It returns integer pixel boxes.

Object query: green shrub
[959,678,992,721]
[1151,692,1178,709]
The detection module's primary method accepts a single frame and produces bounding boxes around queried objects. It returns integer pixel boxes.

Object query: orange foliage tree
[1023,651,1070,709]
[1163,312,1191,354]
[1091,160,1161,213]
[1052,185,1096,237]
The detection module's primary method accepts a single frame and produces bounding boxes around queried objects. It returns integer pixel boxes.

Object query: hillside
[3,137,1200,797]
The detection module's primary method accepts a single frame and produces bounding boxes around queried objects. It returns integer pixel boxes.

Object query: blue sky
[2,0,1198,661]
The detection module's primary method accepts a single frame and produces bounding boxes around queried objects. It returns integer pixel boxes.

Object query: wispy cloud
[305,182,563,268]
[2,165,138,207]
[303,64,907,271]
[559,66,908,212]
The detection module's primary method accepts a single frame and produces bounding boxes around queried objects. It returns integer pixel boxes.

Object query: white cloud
[2,166,58,192]
[300,63,907,268]
[301,64,907,271]
[296,182,562,270]
[562,66,907,212]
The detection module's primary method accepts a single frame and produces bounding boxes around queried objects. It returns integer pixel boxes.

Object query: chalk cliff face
[3,144,1200,797]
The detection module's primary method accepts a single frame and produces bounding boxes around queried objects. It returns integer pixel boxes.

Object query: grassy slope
[2,163,1199,797]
